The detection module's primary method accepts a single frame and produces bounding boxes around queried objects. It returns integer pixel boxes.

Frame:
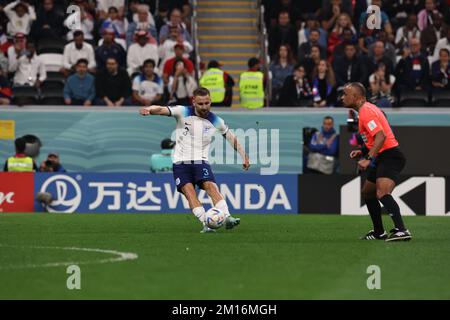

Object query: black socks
[365,198,384,234]
[379,194,406,231]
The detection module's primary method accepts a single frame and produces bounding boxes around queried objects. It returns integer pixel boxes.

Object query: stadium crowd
[265,0,450,107]
[0,0,196,106]
[0,0,449,107]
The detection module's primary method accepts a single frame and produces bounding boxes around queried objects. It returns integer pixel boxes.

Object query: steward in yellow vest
[199,60,235,107]
[239,57,265,109]
[3,137,37,172]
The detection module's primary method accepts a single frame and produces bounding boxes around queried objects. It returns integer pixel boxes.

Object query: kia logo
[0,192,14,206]
[40,175,82,213]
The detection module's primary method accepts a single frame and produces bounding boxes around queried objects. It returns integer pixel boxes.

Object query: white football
[205,207,225,229]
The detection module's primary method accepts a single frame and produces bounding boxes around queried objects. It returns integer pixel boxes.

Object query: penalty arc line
[0,244,138,270]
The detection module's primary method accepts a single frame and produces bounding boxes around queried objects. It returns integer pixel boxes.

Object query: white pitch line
[0,244,138,270]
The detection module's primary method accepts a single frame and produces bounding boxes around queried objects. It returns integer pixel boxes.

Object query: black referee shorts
[366,147,406,184]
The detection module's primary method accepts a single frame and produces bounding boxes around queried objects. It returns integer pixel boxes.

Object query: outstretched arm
[224,130,250,171]
[139,105,171,116]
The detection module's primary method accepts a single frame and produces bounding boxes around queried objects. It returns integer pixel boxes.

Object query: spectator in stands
[431,48,450,91]
[181,2,192,35]
[298,29,327,63]
[199,60,235,107]
[270,0,302,29]
[150,138,175,173]
[132,59,163,106]
[418,0,437,31]
[39,152,66,172]
[333,42,367,91]
[64,58,96,106]
[239,57,265,108]
[158,26,193,69]
[421,12,448,57]
[127,30,158,76]
[358,21,381,56]
[368,30,397,68]
[0,66,12,105]
[3,137,37,172]
[311,59,337,107]
[97,0,125,20]
[126,4,157,46]
[159,7,191,44]
[10,39,46,88]
[321,0,352,32]
[0,26,10,55]
[327,13,356,57]
[331,27,355,62]
[395,38,430,93]
[65,5,94,42]
[0,49,7,73]
[302,44,322,79]
[395,14,420,54]
[62,30,96,77]
[95,57,131,106]
[278,64,313,107]
[358,0,393,38]
[384,0,419,29]
[298,14,328,49]
[30,0,65,42]
[162,43,194,85]
[3,0,36,36]
[125,0,140,24]
[306,116,338,174]
[7,33,26,73]
[154,2,169,35]
[96,28,126,71]
[269,10,298,58]
[366,41,394,77]
[100,6,126,40]
[432,28,450,62]
[369,62,396,108]
[168,59,197,105]
[269,44,295,105]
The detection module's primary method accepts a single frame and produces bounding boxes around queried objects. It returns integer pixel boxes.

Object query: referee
[341,82,411,242]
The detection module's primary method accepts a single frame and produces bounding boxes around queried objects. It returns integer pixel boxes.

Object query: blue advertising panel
[34,173,298,214]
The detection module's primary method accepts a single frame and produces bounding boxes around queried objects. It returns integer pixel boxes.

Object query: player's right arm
[139,105,171,116]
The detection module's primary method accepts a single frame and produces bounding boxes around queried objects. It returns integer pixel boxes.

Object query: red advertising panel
[0,172,34,213]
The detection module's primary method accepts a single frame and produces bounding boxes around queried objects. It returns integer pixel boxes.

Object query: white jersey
[167,105,229,163]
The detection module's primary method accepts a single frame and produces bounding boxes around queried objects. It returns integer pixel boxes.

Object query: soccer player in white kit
[139,87,250,233]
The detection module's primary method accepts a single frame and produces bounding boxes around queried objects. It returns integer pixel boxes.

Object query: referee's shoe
[360,230,388,240]
[385,228,412,242]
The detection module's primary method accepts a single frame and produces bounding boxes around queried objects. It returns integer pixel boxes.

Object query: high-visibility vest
[239,71,264,108]
[7,156,34,172]
[199,68,225,103]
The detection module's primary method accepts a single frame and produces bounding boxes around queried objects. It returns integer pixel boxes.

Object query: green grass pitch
[0,213,449,299]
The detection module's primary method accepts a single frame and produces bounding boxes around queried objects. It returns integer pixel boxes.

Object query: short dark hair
[143,59,156,68]
[15,137,26,153]
[76,58,88,66]
[248,57,260,68]
[439,48,450,56]
[73,30,84,38]
[310,28,320,35]
[108,6,118,13]
[193,87,210,97]
[324,116,334,122]
[347,82,366,97]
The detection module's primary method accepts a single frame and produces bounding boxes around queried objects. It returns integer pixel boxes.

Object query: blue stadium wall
[1,107,450,173]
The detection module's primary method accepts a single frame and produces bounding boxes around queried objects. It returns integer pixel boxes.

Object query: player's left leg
[201,181,240,230]
[376,177,411,241]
